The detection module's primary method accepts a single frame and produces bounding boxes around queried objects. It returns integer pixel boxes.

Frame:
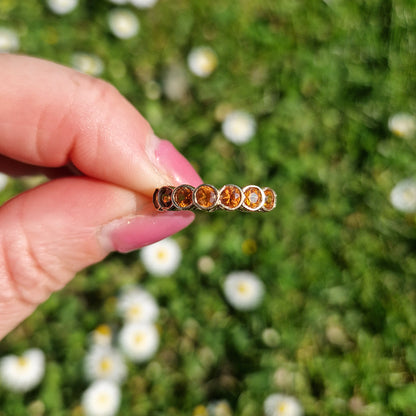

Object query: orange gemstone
[195,185,217,209]
[263,188,276,211]
[220,185,242,209]
[173,185,194,209]
[243,186,263,210]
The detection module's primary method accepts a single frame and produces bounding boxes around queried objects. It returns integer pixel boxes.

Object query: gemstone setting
[194,184,218,210]
[219,185,243,210]
[155,186,174,211]
[242,185,265,211]
[154,184,275,212]
[172,185,194,209]
[262,187,276,211]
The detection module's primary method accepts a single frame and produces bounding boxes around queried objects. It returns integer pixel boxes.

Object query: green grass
[1,0,416,415]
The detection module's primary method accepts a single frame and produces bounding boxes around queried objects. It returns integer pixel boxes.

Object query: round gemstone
[219,185,242,210]
[173,185,194,209]
[195,185,217,209]
[158,186,173,209]
[243,186,263,210]
[263,188,276,211]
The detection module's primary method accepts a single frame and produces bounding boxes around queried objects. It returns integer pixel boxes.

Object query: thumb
[0,55,203,339]
[0,177,194,339]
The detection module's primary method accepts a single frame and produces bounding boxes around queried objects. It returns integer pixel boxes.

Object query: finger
[0,177,194,339]
[0,54,202,195]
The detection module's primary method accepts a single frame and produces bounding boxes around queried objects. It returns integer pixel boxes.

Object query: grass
[1,0,416,415]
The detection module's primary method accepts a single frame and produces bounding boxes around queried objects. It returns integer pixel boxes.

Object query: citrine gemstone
[243,186,263,210]
[219,185,242,209]
[173,185,194,209]
[158,186,173,209]
[195,185,217,209]
[263,188,276,211]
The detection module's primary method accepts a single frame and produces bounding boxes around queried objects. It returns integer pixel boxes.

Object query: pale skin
[0,55,202,340]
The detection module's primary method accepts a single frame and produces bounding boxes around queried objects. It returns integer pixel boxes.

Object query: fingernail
[99,211,195,253]
[154,137,203,187]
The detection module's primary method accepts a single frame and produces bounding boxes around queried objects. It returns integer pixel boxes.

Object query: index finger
[0,54,201,194]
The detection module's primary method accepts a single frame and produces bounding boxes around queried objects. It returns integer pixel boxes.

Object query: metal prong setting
[218,184,244,211]
[153,184,276,212]
[261,187,277,212]
[172,185,195,210]
[193,184,219,211]
[241,185,266,212]
[153,186,175,211]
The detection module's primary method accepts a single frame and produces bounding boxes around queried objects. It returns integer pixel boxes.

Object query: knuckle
[70,75,123,161]
[79,76,120,112]
[0,229,63,307]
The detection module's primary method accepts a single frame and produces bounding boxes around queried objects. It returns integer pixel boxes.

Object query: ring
[153,184,276,212]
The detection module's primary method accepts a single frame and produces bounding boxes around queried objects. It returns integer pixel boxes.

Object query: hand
[0,55,202,339]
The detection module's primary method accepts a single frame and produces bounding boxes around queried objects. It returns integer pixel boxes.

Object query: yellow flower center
[98,393,110,405]
[156,249,167,261]
[230,120,249,136]
[237,282,249,294]
[200,52,217,73]
[192,405,209,416]
[277,402,287,414]
[392,127,406,137]
[99,357,113,374]
[95,324,111,336]
[134,333,145,345]
[17,357,28,368]
[128,305,142,319]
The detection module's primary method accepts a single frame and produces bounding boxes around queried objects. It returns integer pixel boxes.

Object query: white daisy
[130,0,158,9]
[140,237,182,277]
[388,112,416,139]
[325,323,350,348]
[46,0,78,15]
[0,173,9,192]
[262,328,280,348]
[264,394,303,416]
[197,255,215,274]
[187,46,218,78]
[71,52,104,77]
[108,8,140,39]
[162,64,189,101]
[0,349,45,393]
[117,286,159,323]
[81,380,121,416]
[0,27,19,53]
[390,178,416,213]
[207,399,233,416]
[118,322,159,363]
[84,345,127,384]
[222,110,257,145]
[273,368,296,390]
[223,271,264,311]
[91,324,113,346]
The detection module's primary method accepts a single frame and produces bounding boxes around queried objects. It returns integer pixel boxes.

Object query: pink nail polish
[155,138,203,187]
[99,211,195,253]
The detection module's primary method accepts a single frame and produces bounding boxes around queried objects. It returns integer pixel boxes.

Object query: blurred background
[1,0,416,415]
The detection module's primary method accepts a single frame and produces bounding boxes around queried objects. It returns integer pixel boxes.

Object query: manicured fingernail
[154,137,203,187]
[99,211,195,253]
